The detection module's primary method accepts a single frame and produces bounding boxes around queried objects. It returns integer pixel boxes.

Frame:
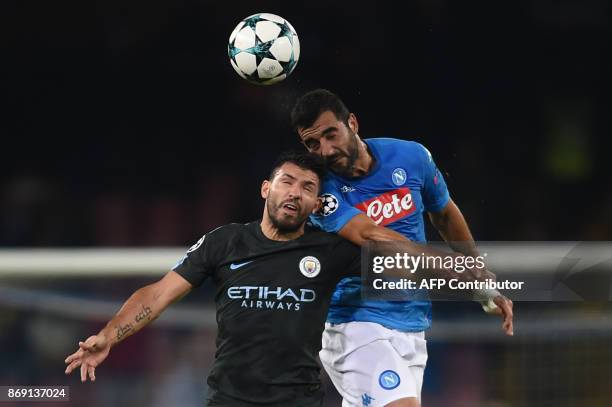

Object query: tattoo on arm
[134,304,153,323]
[116,323,133,341]
[114,304,154,343]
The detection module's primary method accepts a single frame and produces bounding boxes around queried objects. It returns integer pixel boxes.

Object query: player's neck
[347,138,374,177]
[260,217,304,241]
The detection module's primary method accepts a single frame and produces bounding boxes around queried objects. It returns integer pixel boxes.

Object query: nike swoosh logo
[229,260,253,270]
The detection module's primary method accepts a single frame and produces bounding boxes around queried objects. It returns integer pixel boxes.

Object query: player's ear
[312,195,323,214]
[261,180,270,199]
[347,113,358,134]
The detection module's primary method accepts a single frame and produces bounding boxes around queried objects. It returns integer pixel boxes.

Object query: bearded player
[65,152,365,406]
[291,89,513,407]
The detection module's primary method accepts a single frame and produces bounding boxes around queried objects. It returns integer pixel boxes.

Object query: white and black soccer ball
[228,13,300,85]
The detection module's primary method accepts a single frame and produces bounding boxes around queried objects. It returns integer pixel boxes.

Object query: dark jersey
[172,221,360,407]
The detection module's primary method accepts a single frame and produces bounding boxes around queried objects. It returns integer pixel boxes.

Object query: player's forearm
[340,214,487,282]
[358,224,467,262]
[98,284,165,348]
[429,201,478,257]
[429,203,503,302]
[367,224,498,287]
[436,215,478,257]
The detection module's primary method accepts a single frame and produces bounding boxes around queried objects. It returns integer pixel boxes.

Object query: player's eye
[305,140,320,151]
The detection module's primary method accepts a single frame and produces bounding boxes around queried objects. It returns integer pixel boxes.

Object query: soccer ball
[228,13,300,85]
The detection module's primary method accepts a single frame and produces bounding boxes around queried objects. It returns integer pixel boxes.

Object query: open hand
[64,334,111,382]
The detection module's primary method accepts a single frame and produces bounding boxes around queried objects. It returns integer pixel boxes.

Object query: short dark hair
[290,89,350,131]
[269,151,327,186]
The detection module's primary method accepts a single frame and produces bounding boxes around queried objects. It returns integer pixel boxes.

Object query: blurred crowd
[2,0,610,247]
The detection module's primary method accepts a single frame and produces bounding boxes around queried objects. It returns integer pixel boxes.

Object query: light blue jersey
[310,138,450,331]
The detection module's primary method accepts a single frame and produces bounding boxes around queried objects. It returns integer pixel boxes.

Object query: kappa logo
[378,370,401,390]
[354,187,416,226]
[362,393,375,406]
[299,256,321,278]
[341,185,356,193]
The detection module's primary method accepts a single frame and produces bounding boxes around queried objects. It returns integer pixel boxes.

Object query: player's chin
[329,158,349,173]
[278,213,307,229]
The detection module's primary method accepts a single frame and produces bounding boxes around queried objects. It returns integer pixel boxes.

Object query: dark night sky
[1,0,610,245]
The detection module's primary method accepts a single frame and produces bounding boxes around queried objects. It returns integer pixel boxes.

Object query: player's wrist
[472,288,500,302]
[96,329,114,348]
[473,289,501,312]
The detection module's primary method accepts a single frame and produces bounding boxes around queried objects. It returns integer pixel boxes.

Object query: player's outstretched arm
[64,271,192,382]
[339,213,479,261]
[341,213,515,336]
[429,201,515,336]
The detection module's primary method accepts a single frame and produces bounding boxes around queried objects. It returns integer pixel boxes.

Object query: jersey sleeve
[309,178,362,233]
[333,239,362,279]
[418,143,450,212]
[172,232,217,287]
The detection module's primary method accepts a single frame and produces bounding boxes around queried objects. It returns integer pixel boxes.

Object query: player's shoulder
[319,172,344,195]
[366,137,427,153]
[196,222,252,245]
[207,222,246,236]
[303,224,342,243]
[303,224,360,252]
[367,137,432,164]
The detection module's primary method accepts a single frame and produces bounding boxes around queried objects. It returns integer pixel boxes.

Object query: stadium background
[1,0,610,406]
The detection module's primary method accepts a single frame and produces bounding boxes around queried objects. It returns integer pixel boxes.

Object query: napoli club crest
[299,256,321,278]
[378,370,401,390]
[391,168,407,186]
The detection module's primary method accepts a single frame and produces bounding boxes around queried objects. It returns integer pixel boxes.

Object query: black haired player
[64,151,361,407]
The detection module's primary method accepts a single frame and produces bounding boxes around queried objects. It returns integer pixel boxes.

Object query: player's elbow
[428,211,448,232]
[428,201,455,231]
[359,223,380,242]
[133,282,163,305]
[154,271,192,306]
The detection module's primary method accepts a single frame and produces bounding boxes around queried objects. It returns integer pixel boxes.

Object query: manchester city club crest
[299,256,321,278]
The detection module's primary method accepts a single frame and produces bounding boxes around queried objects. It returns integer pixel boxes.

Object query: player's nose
[287,184,302,199]
[319,138,335,157]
